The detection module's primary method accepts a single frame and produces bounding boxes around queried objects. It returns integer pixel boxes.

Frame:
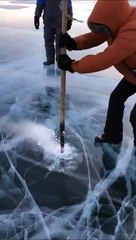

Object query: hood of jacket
[88,0,132,33]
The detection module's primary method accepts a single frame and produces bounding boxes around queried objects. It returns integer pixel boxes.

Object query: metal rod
[60,0,67,153]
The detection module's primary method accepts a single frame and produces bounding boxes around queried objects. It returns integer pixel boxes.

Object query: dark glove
[34,16,40,29]
[59,32,77,51]
[67,19,72,31]
[57,54,74,73]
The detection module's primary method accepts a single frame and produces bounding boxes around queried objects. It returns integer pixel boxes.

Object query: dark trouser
[43,25,61,63]
[104,77,136,143]
[130,103,136,147]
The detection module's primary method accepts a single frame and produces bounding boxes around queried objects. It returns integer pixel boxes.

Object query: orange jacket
[71,0,136,85]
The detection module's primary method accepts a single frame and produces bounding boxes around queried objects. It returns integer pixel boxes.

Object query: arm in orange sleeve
[72,30,136,73]
[74,32,107,50]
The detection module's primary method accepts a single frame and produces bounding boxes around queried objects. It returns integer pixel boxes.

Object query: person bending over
[58,0,136,148]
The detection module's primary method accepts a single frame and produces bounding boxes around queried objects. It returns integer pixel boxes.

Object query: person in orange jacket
[58,0,136,148]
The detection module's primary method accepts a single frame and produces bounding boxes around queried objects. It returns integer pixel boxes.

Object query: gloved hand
[34,16,40,29]
[59,32,77,51]
[57,54,74,73]
[67,19,72,31]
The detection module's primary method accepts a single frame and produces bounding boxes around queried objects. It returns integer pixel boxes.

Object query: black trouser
[130,103,136,147]
[104,77,136,144]
[43,25,61,63]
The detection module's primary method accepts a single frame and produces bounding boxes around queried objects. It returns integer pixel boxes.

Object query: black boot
[43,60,55,66]
[94,134,122,144]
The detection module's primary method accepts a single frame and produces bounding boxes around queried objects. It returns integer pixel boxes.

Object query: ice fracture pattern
[0,0,136,239]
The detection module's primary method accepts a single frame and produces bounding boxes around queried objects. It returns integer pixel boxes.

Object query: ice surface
[0,0,136,239]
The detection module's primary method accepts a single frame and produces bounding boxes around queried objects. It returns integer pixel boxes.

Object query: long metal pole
[60,0,67,153]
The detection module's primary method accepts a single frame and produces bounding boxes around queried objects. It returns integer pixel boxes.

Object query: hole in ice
[0,120,83,173]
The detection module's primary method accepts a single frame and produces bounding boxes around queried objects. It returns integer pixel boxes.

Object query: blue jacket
[35,0,73,22]
[36,0,72,8]
[36,0,44,6]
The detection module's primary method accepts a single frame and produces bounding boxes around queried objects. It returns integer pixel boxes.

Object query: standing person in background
[57,0,136,149]
[34,0,73,66]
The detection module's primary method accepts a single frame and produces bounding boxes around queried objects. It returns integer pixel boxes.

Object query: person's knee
[110,87,122,100]
[130,104,136,126]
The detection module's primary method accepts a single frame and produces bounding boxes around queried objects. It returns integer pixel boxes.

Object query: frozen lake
[0,0,136,239]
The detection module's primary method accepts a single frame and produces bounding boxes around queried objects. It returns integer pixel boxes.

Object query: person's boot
[43,60,55,66]
[94,134,122,144]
